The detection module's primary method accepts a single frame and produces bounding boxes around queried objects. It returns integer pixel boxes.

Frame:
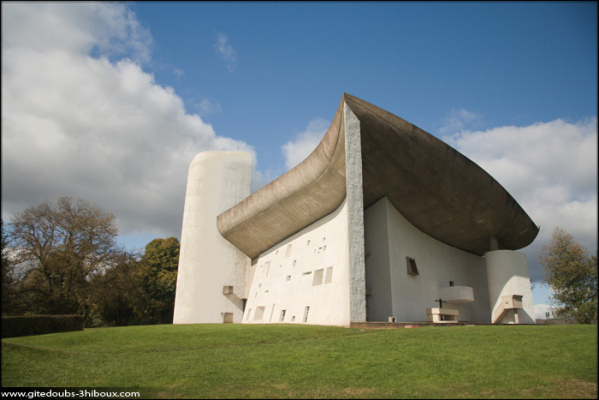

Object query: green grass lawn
[2,324,597,399]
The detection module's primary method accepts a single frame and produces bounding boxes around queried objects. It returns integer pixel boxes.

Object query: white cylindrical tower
[173,151,252,324]
[485,250,536,324]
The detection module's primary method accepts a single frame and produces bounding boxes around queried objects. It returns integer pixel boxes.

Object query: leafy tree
[136,237,179,324]
[88,250,144,326]
[8,197,123,315]
[1,218,22,315]
[539,228,598,324]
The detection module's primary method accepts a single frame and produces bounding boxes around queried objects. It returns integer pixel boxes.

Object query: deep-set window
[406,257,419,275]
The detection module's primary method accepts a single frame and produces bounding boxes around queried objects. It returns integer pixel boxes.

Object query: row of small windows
[280,306,310,323]
[270,236,327,258]
[247,305,310,323]
[255,266,334,298]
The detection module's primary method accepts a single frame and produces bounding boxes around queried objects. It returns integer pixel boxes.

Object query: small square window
[406,257,419,275]
[312,269,324,285]
[286,275,291,281]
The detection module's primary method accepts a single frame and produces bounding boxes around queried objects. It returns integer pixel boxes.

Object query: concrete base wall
[173,152,252,324]
[485,250,536,324]
[242,197,352,326]
[364,197,491,323]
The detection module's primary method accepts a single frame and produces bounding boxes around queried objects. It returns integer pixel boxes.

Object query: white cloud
[1,2,152,64]
[197,99,223,116]
[282,118,330,170]
[438,108,483,134]
[1,2,255,242]
[214,32,237,72]
[442,118,598,282]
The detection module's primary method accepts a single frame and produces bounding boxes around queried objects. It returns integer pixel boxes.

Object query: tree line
[1,197,179,326]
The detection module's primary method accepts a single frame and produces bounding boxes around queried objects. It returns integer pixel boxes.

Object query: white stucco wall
[485,250,536,324]
[173,151,252,324]
[242,197,352,326]
[364,197,491,323]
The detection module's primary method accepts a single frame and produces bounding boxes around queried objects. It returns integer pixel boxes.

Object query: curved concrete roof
[217,93,539,259]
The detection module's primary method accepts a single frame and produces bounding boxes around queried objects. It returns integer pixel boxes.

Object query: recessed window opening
[303,306,310,323]
[312,269,324,285]
[291,316,296,322]
[324,267,333,284]
[302,271,312,276]
[449,281,454,287]
[279,310,286,322]
[269,304,276,322]
[285,244,292,257]
[306,240,310,246]
[293,260,297,266]
[406,257,419,275]
[254,306,265,320]
[286,275,291,281]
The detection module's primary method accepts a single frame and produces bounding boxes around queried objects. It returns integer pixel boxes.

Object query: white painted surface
[439,286,475,304]
[173,151,252,324]
[364,197,491,323]
[242,197,352,326]
[485,250,536,324]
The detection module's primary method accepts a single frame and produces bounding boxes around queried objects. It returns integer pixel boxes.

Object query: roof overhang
[217,93,539,259]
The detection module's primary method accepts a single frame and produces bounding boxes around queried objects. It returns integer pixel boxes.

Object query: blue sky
[2,2,597,314]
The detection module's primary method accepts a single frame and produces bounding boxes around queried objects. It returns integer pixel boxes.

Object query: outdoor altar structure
[173,93,538,326]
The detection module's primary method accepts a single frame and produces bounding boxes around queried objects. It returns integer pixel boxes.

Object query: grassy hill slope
[2,324,597,398]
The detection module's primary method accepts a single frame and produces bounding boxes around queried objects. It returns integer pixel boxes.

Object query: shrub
[1,315,84,338]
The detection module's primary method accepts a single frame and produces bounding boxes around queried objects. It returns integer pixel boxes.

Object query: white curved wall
[364,197,491,323]
[485,250,536,324]
[173,151,252,324]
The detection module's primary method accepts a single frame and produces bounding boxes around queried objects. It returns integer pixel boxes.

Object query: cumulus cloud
[1,2,255,243]
[196,99,223,116]
[214,32,237,72]
[282,118,330,170]
[442,118,598,281]
[438,108,483,134]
